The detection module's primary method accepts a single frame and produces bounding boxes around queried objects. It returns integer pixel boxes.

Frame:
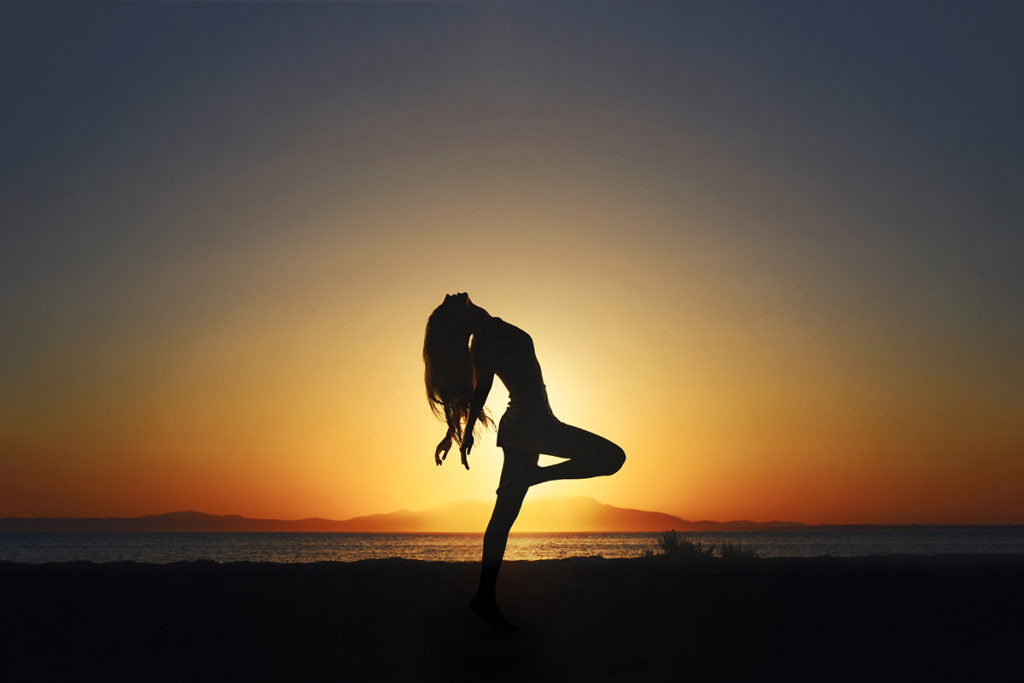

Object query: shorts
[496,409,562,451]
[497,409,619,460]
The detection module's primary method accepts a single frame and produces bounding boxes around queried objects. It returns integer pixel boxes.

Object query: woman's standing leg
[471,447,537,630]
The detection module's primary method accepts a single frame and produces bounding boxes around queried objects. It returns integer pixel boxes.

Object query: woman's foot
[469,594,517,632]
[495,462,540,495]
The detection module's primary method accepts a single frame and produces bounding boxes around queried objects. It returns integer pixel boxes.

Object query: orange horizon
[4,495,1023,530]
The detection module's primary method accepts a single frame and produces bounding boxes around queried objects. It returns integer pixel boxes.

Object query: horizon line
[3,504,1023,528]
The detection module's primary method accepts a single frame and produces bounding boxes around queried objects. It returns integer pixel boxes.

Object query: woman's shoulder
[476,317,527,347]
[488,316,526,338]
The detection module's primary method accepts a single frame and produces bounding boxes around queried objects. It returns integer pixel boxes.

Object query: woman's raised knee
[602,444,625,476]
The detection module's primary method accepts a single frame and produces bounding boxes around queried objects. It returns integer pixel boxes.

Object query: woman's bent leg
[528,422,625,486]
[471,448,537,630]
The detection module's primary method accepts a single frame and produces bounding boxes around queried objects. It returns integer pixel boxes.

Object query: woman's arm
[460,355,494,470]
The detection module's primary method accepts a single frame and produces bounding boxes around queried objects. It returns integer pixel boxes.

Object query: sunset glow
[2,2,1022,526]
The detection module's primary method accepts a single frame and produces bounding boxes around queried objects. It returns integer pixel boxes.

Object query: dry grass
[650,530,760,561]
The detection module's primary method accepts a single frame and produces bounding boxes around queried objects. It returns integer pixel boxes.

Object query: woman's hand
[460,433,474,470]
[434,435,453,466]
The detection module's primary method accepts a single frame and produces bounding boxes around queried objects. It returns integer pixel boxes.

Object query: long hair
[423,298,493,445]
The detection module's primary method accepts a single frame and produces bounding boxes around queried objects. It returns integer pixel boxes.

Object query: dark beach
[3,555,1022,682]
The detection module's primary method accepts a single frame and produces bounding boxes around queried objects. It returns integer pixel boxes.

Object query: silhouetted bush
[657,530,715,560]
[647,531,760,561]
[718,539,760,561]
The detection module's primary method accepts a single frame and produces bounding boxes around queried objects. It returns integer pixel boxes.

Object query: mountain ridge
[0,497,813,532]
[3,498,1015,532]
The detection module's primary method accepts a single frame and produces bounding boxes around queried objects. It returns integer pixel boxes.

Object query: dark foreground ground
[2,555,1022,682]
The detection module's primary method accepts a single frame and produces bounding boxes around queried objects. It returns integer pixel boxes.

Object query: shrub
[718,539,760,561]
[648,531,761,561]
[657,530,715,560]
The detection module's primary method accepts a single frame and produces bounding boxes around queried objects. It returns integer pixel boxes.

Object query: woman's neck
[467,304,491,333]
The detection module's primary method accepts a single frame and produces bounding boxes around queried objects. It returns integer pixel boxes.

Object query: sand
[3,555,1022,681]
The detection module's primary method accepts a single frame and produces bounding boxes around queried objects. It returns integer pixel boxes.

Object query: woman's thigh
[537,421,621,461]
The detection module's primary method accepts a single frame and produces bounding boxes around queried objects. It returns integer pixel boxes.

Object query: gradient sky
[2,1,1022,525]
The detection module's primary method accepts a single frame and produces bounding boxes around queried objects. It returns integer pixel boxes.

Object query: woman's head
[423,293,492,444]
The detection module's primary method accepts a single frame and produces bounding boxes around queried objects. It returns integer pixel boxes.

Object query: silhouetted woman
[423,292,625,630]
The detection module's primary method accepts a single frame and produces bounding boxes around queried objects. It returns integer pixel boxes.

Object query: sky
[2,1,1022,525]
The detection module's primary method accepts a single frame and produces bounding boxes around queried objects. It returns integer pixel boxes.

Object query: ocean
[2,528,1023,564]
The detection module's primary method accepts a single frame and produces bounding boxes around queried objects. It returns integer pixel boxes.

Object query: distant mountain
[0,497,811,533]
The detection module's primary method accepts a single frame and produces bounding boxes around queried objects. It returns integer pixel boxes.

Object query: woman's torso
[477,317,552,418]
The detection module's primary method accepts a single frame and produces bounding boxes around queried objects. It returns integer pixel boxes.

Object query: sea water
[2,528,1023,564]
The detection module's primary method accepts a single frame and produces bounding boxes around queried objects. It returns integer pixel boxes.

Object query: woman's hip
[498,413,621,459]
